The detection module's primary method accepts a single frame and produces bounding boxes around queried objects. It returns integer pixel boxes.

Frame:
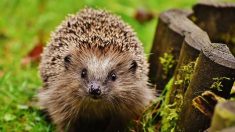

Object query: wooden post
[177,43,235,132]
[148,9,191,90]
[209,101,235,131]
[147,2,235,131]
[168,27,211,104]
[219,126,235,132]
[191,2,235,56]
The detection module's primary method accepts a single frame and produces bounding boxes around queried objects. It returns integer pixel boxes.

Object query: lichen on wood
[159,52,175,79]
[210,101,235,131]
[160,78,181,132]
[174,59,198,91]
[210,77,231,92]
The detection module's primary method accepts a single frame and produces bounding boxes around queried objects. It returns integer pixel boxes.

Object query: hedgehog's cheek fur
[39,65,155,129]
[39,82,155,130]
[38,84,82,127]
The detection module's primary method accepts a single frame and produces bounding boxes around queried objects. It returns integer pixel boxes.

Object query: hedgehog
[38,8,155,132]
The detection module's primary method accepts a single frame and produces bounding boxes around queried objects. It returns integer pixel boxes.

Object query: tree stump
[191,2,235,56]
[177,43,235,131]
[148,1,235,132]
[148,9,191,90]
[209,101,235,131]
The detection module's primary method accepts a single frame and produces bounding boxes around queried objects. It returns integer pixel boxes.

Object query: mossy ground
[4,0,235,131]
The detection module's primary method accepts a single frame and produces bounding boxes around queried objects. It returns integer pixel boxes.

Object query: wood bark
[177,43,235,132]
[191,2,235,56]
[209,101,235,132]
[148,9,191,90]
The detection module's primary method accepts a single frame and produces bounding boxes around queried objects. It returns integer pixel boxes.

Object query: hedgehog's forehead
[73,47,133,74]
[87,55,114,74]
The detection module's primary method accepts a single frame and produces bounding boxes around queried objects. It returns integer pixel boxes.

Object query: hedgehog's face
[63,47,143,103]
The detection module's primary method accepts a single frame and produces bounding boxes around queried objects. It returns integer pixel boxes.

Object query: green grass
[0,0,215,131]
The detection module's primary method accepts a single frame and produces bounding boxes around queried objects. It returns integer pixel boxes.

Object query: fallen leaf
[134,8,155,24]
[21,43,43,66]
[192,91,226,118]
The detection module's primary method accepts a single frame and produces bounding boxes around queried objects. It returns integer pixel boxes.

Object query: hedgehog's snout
[88,81,102,99]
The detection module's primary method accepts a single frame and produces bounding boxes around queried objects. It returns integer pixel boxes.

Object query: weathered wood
[148,9,191,90]
[148,2,235,131]
[192,91,226,118]
[209,101,235,132]
[191,2,235,56]
[220,126,235,132]
[177,43,235,132]
[168,26,211,104]
[157,9,213,132]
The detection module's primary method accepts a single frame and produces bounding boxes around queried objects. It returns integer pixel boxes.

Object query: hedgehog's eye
[64,54,71,70]
[109,71,117,81]
[129,60,137,72]
[81,68,87,78]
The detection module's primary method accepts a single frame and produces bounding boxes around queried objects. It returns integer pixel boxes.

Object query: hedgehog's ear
[64,54,71,70]
[129,60,138,73]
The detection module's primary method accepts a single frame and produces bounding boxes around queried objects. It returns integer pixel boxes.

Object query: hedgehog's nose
[89,82,101,97]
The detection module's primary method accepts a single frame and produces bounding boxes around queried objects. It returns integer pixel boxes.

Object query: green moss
[159,52,175,77]
[130,78,174,132]
[134,59,198,132]
[210,77,231,92]
[160,78,182,132]
[139,97,163,132]
[160,93,183,132]
[216,102,235,120]
[160,96,183,132]
[174,59,198,88]
[160,59,198,132]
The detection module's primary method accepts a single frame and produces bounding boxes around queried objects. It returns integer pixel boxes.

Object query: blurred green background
[0,0,234,131]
